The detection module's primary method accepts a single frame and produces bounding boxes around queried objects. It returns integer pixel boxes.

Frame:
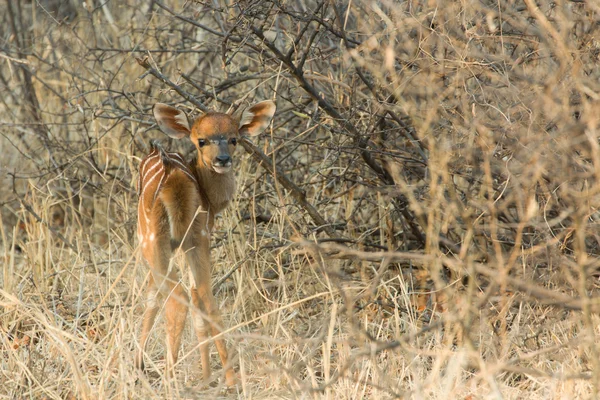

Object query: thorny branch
[250,25,428,246]
[136,56,337,237]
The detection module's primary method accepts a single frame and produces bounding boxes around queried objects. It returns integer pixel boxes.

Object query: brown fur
[136,101,275,385]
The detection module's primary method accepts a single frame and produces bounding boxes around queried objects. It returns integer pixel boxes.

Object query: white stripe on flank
[140,152,159,175]
[138,152,159,194]
[153,164,168,203]
[140,165,164,223]
[141,164,164,198]
[141,157,162,182]
[138,149,202,249]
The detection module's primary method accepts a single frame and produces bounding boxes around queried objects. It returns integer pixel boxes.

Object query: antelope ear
[153,103,191,139]
[239,100,276,136]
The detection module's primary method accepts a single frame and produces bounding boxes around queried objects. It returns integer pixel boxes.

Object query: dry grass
[2,0,600,398]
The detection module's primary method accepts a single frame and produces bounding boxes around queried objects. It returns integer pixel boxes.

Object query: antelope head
[152,101,276,174]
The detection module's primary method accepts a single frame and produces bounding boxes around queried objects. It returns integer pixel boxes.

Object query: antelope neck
[193,160,236,215]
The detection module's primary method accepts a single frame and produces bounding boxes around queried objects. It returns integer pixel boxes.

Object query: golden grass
[2,0,600,398]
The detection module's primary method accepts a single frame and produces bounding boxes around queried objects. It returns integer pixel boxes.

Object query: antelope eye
[198,139,207,147]
[230,138,237,146]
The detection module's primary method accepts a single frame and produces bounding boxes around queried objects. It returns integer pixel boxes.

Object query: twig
[241,138,336,236]
[153,1,262,53]
[11,173,80,255]
[136,58,336,236]
[6,0,57,168]
[328,2,427,164]
[0,52,30,65]
[296,239,596,311]
[181,74,232,106]
[251,26,427,245]
[136,57,209,112]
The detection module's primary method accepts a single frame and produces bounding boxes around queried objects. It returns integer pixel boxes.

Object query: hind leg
[140,223,188,376]
[137,228,171,372]
[136,275,159,371]
[163,268,188,373]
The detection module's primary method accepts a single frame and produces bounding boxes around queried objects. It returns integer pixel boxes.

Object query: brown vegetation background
[1,0,600,398]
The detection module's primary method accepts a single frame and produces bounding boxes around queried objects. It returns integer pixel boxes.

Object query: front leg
[185,229,236,386]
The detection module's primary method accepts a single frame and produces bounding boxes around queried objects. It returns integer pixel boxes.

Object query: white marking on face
[212,165,231,174]
[201,229,207,237]
[149,233,155,241]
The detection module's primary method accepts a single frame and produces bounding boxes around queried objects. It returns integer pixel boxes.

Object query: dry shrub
[1,0,600,398]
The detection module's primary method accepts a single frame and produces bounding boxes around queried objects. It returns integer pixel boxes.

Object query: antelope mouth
[213,165,232,174]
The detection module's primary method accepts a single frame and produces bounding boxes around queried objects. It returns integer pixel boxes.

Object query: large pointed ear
[238,100,276,136]
[152,103,191,139]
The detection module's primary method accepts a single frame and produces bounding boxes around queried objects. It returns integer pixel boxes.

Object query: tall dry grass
[1,0,600,398]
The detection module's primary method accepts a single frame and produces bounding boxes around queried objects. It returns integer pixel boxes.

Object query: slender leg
[139,225,188,376]
[190,289,211,382]
[138,230,171,372]
[185,244,236,386]
[197,281,236,386]
[164,270,188,373]
[136,276,159,370]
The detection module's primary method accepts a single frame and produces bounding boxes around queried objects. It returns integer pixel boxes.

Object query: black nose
[216,155,231,165]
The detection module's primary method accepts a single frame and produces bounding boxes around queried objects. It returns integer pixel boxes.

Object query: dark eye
[198,139,206,147]
[230,138,237,146]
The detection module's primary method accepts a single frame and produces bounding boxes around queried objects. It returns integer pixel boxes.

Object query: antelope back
[137,142,197,240]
